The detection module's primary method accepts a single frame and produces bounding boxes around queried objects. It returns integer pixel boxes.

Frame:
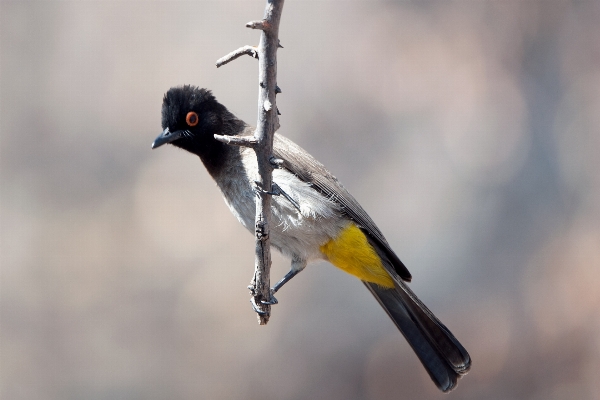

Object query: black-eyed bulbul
[152,85,471,392]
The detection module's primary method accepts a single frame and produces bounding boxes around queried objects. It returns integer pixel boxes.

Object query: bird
[152,85,471,392]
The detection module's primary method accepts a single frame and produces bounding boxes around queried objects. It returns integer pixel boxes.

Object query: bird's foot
[248,288,278,315]
[261,289,278,305]
[250,299,267,315]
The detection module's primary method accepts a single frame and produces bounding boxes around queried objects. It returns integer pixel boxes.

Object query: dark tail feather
[364,282,471,392]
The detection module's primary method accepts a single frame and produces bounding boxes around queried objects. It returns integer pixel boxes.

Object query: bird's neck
[195,113,248,178]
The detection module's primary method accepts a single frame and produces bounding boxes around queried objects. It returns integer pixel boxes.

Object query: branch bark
[216,0,284,325]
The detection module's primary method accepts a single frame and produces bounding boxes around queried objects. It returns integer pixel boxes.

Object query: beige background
[2,1,599,399]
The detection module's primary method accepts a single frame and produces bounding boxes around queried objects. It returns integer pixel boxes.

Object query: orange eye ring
[186,111,199,127]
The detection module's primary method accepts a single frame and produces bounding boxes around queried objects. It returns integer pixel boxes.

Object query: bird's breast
[214,149,346,262]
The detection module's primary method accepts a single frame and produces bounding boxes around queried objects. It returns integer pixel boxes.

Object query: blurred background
[2,1,599,399]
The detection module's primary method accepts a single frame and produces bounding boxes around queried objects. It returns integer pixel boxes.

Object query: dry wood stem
[215,0,285,325]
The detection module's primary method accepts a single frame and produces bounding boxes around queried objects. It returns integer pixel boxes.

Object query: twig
[213,134,258,148]
[216,0,285,325]
[215,45,258,68]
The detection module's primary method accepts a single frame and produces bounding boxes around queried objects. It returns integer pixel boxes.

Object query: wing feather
[272,134,412,281]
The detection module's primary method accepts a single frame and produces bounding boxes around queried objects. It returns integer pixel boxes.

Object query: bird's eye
[186,111,199,127]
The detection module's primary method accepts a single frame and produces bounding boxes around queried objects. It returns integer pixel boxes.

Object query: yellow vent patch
[320,223,395,288]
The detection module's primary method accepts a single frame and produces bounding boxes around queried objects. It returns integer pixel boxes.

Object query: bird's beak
[151,128,183,149]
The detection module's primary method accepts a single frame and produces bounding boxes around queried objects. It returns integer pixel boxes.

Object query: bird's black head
[152,85,225,154]
[152,85,245,174]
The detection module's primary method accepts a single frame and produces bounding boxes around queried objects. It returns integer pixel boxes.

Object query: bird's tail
[364,281,471,392]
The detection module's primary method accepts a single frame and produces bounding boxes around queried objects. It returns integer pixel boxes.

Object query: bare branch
[219,0,285,325]
[213,134,258,148]
[215,45,259,68]
[247,0,284,325]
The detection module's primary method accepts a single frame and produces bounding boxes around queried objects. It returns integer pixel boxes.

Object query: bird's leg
[261,257,307,305]
[274,257,307,293]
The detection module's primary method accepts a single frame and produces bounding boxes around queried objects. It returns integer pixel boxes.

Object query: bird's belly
[222,185,394,287]
[268,209,340,261]
[219,183,342,262]
[235,205,342,262]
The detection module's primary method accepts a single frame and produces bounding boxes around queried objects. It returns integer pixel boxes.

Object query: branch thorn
[246,20,269,31]
[269,156,284,167]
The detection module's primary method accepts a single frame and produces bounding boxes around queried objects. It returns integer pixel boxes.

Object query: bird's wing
[272,134,412,281]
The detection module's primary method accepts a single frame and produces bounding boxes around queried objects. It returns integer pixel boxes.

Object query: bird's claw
[250,298,268,315]
[249,289,278,314]
[261,289,278,305]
